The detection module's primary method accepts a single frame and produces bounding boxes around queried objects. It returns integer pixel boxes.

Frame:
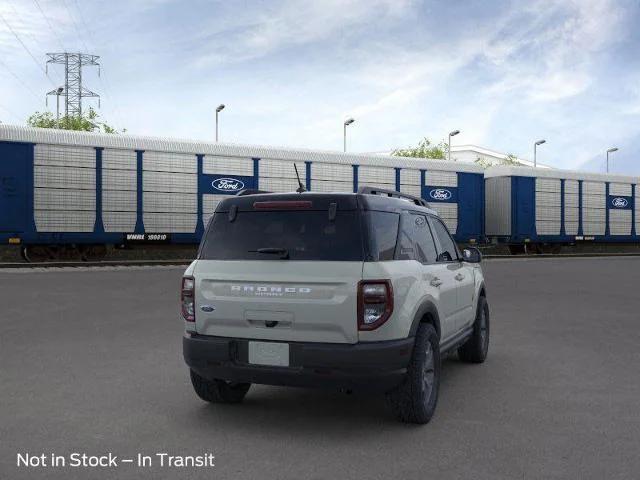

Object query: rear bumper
[183,333,414,392]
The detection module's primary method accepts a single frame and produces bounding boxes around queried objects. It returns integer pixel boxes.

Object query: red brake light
[181,276,195,322]
[357,280,394,331]
[253,200,313,210]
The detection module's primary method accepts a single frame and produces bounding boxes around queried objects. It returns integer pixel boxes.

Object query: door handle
[430,277,443,287]
[455,273,465,281]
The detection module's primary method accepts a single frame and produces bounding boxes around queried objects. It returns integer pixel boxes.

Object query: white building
[450,145,552,169]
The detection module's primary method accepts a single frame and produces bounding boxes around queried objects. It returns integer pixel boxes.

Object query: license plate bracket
[248,341,290,367]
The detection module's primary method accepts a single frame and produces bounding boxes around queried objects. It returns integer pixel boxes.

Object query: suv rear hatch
[193,195,363,344]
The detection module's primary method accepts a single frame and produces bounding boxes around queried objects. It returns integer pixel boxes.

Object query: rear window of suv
[199,210,364,261]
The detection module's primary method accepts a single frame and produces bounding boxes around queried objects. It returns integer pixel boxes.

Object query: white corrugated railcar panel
[34,188,95,211]
[564,206,579,224]
[143,171,196,193]
[203,156,253,176]
[309,180,353,193]
[609,183,632,196]
[582,181,605,196]
[582,195,605,208]
[430,203,457,234]
[143,213,196,233]
[536,178,560,193]
[425,170,457,187]
[34,210,95,232]
[103,169,136,191]
[103,149,136,170]
[536,206,561,222]
[103,212,136,232]
[259,159,307,179]
[536,190,561,207]
[143,192,197,213]
[536,221,561,235]
[34,144,95,169]
[202,194,230,214]
[259,177,306,192]
[582,208,606,222]
[399,184,421,198]
[310,163,353,182]
[564,180,579,194]
[565,221,579,235]
[401,169,421,186]
[34,165,95,190]
[564,192,579,208]
[357,166,395,184]
[583,222,605,235]
[103,190,136,212]
[143,151,196,174]
[609,210,632,235]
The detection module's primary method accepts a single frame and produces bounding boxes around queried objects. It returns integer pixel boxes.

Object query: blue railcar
[485,166,639,253]
[0,125,485,260]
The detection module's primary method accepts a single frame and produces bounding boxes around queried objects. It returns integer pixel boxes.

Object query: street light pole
[448,130,460,161]
[343,118,355,152]
[534,139,546,167]
[56,87,64,123]
[606,147,618,173]
[215,104,225,142]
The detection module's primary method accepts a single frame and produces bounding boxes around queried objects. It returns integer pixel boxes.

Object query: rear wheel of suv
[386,323,440,424]
[190,370,251,404]
[458,296,490,363]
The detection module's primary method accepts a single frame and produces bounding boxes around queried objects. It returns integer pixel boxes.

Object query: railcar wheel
[21,245,54,263]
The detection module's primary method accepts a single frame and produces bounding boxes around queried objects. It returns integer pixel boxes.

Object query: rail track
[2,252,640,269]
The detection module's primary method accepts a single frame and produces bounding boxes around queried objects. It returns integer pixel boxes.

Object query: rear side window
[199,210,363,261]
[366,211,399,261]
[396,213,437,263]
[429,216,459,262]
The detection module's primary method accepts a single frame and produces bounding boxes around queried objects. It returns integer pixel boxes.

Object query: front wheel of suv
[386,323,440,424]
[458,295,490,363]
[190,369,251,404]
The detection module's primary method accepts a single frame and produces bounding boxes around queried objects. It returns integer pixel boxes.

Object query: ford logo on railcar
[612,197,628,208]
[212,178,245,192]
[429,188,452,201]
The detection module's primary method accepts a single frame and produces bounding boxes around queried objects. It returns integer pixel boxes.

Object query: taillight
[181,276,195,322]
[358,280,393,331]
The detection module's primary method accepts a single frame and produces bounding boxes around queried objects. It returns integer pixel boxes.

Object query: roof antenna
[294,164,306,193]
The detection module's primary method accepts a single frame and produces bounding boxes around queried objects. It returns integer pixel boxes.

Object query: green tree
[27,107,124,134]
[392,137,448,159]
[475,153,522,169]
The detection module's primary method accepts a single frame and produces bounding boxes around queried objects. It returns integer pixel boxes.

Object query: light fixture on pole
[533,139,546,167]
[55,87,64,122]
[448,130,460,161]
[215,104,225,142]
[343,118,355,152]
[606,147,618,173]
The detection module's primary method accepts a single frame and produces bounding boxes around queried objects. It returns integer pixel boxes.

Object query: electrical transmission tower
[45,53,100,118]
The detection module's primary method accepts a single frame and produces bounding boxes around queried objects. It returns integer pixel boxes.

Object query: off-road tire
[458,296,490,363]
[386,323,440,424]
[190,369,251,404]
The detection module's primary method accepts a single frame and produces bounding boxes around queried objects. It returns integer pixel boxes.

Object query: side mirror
[462,247,482,263]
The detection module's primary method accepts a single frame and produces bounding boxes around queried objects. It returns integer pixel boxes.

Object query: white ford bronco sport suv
[182,187,489,424]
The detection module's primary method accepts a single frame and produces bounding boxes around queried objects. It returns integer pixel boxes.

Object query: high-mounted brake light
[253,200,313,210]
[357,280,394,331]
[181,276,195,322]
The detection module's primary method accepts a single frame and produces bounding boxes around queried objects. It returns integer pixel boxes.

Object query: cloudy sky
[1,0,639,173]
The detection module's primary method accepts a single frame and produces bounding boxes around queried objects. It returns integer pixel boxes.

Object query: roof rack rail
[235,189,272,196]
[357,186,429,207]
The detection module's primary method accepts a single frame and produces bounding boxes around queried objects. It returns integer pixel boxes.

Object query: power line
[0,57,42,102]
[0,12,57,88]
[0,103,23,123]
[60,0,90,52]
[32,0,67,52]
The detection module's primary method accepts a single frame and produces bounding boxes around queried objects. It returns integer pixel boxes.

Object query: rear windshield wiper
[249,247,290,259]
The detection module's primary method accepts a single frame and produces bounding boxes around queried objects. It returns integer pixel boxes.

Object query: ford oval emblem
[612,197,628,208]
[429,188,452,201]
[200,305,215,312]
[212,178,245,192]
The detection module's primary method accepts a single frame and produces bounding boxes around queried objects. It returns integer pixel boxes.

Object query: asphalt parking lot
[1,257,639,479]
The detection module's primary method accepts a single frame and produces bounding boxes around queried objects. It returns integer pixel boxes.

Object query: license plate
[248,341,290,367]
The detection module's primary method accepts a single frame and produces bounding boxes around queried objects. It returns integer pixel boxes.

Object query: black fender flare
[408,300,441,339]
